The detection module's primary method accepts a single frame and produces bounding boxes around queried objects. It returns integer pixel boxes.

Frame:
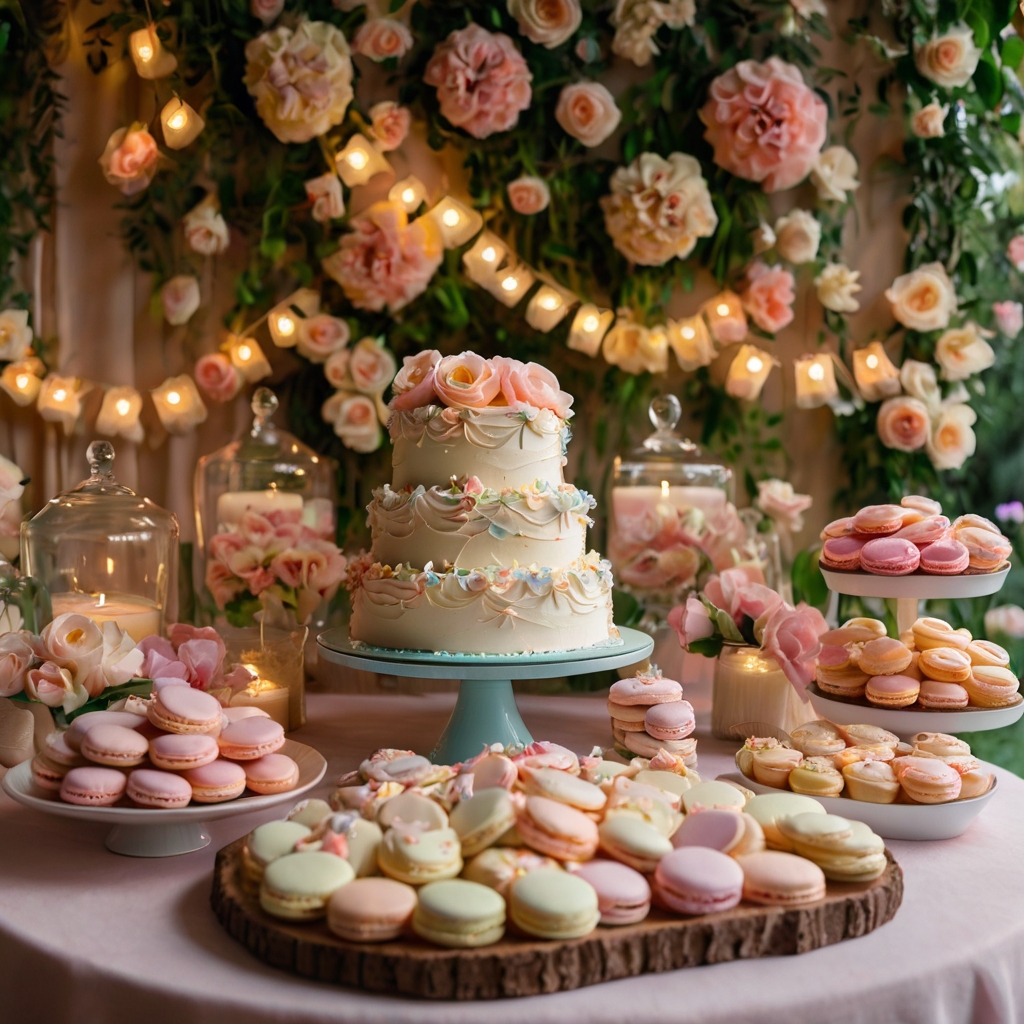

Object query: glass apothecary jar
[20,441,178,641]
[194,388,338,628]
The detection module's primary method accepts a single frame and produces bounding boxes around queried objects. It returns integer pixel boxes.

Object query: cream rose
[305,173,345,222]
[508,0,582,48]
[160,275,201,326]
[555,81,621,147]
[756,479,813,533]
[24,662,84,714]
[774,209,820,264]
[507,176,551,215]
[877,396,930,452]
[810,145,860,203]
[927,403,977,470]
[0,308,32,361]
[348,338,397,395]
[899,359,941,411]
[41,613,105,681]
[814,262,861,313]
[602,318,669,375]
[915,24,981,89]
[297,314,350,364]
[322,391,383,452]
[0,454,25,531]
[323,348,351,389]
[752,222,775,254]
[0,632,33,698]
[912,101,949,138]
[611,0,695,66]
[934,322,995,381]
[885,262,957,332]
[353,17,413,61]
[183,197,230,256]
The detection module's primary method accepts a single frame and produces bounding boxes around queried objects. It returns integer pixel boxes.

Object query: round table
[1,692,1023,1024]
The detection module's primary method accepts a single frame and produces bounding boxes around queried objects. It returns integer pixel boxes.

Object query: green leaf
[687,636,724,659]
[1002,34,1024,70]
[973,52,1003,108]
[964,8,990,49]
[611,588,644,628]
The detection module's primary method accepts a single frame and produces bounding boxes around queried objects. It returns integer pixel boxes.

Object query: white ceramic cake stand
[1,739,327,858]
[317,626,654,764]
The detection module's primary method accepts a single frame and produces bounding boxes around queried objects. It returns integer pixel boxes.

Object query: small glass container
[220,625,309,731]
[20,441,178,641]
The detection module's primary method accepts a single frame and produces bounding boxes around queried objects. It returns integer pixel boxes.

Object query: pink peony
[700,57,828,193]
[1008,235,1024,272]
[323,348,351,389]
[353,17,413,61]
[176,638,224,690]
[391,349,441,411]
[100,125,160,196]
[733,583,785,623]
[993,301,1023,338]
[322,201,443,313]
[137,635,176,678]
[760,601,828,695]
[194,353,243,403]
[877,396,930,452]
[703,565,766,620]
[434,352,502,409]
[742,261,795,333]
[492,356,573,419]
[368,101,412,151]
[668,596,715,649]
[507,176,550,215]
[423,24,533,140]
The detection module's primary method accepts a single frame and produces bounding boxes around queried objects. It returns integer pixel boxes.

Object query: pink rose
[423,24,533,140]
[349,338,397,395]
[1008,235,1024,272]
[668,596,715,649]
[733,583,784,623]
[161,275,201,326]
[760,601,828,695]
[555,81,621,147]
[508,0,582,48]
[507,176,550,215]
[322,200,443,313]
[353,17,413,61]
[756,479,813,533]
[877,396,930,452]
[434,352,502,409]
[0,632,34,697]
[391,349,441,411]
[206,560,245,609]
[700,57,827,193]
[703,565,766,621]
[239,511,276,550]
[305,173,345,223]
[742,261,795,334]
[177,638,224,690]
[323,348,351,389]
[492,356,573,419]
[250,0,284,24]
[368,101,411,151]
[194,353,243,403]
[993,301,1023,338]
[297,314,350,364]
[208,530,246,566]
[323,392,383,452]
[99,125,160,196]
[183,196,231,256]
[137,634,176,678]
[24,661,76,709]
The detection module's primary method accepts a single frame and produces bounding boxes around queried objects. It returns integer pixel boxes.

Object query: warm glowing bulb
[347,149,368,170]
[52,388,67,402]
[716,303,730,316]
[538,292,561,311]
[14,374,28,389]
[115,398,131,416]
[661,480,670,499]
[137,43,153,61]
[746,356,764,373]
[582,315,599,333]
[106,557,115,575]
[401,187,416,205]
[167,110,187,130]
[865,353,879,369]
[681,326,696,339]
[276,314,294,336]
[167,390,181,405]
[501,274,518,292]
[808,362,825,381]
[481,246,497,263]
[237,344,252,362]
[442,208,461,228]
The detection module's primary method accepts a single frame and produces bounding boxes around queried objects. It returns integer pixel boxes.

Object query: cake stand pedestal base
[105,821,211,857]
[430,679,529,764]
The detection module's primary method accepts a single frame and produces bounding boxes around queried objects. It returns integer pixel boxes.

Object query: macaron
[608,672,683,706]
[469,753,517,790]
[463,848,562,896]
[621,731,697,761]
[361,752,434,786]
[516,766,607,814]
[597,813,673,873]
[744,792,826,850]
[31,753,68,791]
[653,846,744,916]
[327,877,418,942]
[412,878,506,947]
[221,706,271,723]
[953,512,1001,535]
[377,823,463,885]
[216,717,286,760]
[865,674,920,708]
[149,733,220,771]
[449,788,517,857]
[260,851,355,921]
[147,687,223,736]
[516,796,599,862]
[184,759,247,803]
[957,526,1012,571]
[377,790,449,831]
[902,494,942,516]
[682,780,748,812]
[670,807,745,854]
[243,753,300,795]
[737,850,827,906]
[509,868,599,940]
[339,816,385,877]
[788,757,845,798]
[858,637,913,676]
[632,768,693,800]
[126,768,193,809]
[912,616,967,650]
[571,859,651,925]
[581,759,635,786]
[894,514,950,546]
[918,647,972,683]
[59,766,127,806]
[42,731,88,767]
[243,820,312,890]
[911,732,971,757]
[959,770,994,800]
[79,724,151,768]
[892,756,962,803]
[751,747,804,788]
[287,798,334,829]
[964,665,1021,707]
[644,700,696,742]
[814,657,869,698]
[789,720,846,757]
[852,504,905,535]
[779,815,887,882]
[842,760,899,803]
[859,537,921,575]
[65,710,148,751]
[820,516,857,538]
[606,700,648,723]
[836,723,899,749]
[819,535,866,571]
[918,538,969,574]
[917,680,970,709]
[966,639,1011,668]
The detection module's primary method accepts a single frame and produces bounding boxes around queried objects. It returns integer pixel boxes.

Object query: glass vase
[220,624,308,731]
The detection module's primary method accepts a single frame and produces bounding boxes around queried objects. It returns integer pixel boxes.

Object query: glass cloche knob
[251,387,279,442]
[649,394,682,432]
[86,440,116,480]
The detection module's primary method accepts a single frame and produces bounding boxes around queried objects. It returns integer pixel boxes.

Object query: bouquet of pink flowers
[668,565,828,695]
[205,509,347,627]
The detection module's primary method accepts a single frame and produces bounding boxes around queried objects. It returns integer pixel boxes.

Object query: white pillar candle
[335,134,391,187]
[96,386,144,443]
[725,344,774,401]
[388,175,427,213]
[0,359,44,406]
[227,336,272,383]
[152,375,207,434]
[37,375,87,435]
[427,196,483,248]
[160,97,204,149]
[703,291,747,343]
[229,676,290,729]
[852,340,901,402]
[794,354,838,409]
[487,262,535,307]
[667,314,715,371]
[216,489,304,527]
[612,482,726,522]
[129,25,177,79]
[50,592,161,643]
[567,304,613,356]
[525,283,576,332]
[462,231,508,285]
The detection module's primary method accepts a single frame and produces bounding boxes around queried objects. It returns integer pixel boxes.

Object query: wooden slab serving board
[211,838,903,1000]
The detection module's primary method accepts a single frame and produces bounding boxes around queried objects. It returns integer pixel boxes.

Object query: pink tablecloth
[1,693,1023,1024]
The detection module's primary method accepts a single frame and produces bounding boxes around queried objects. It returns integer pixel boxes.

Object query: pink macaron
[221,706,271,723]
[60,766,127,806]
[820,536,867,571]
[853,504,905,535]
[644,700,696,742]
[217,717,286,761]
[516,795,599,861]
[653,846,744,916]
[470,753,518,790]
[147,687,223,736]
[149,733,220,771]
[859,537,921,575]
[608,673,683,707]
[895,515,951,547]
[670,808,745,852]
[820,517,856,539]
[917,680,970,709]
[571,859,651,926]
[243,753,300,795]
[918,538,970,575]
[126,768,193,809]
[43,731,87,767]
[79,724,150,768]
[184,759,247,803]
[65,710,147,752]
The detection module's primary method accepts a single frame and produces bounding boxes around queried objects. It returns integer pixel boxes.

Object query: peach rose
[885,262,957,332]
[424,24,532,140]
[353,17,413,61]
[760,601,828,694]
[555,81,621,147]
[205,560,245,609]
[323,348,351,389]
[349,338,397,394]
[741,261,795,334]
[183,196,230,256]
[507,176,550,215]
[757,479,812,533]
[161,275,201,326]
[877,396,930,452]
[0,633,34,697]
[434,352,502,409]
[368,101,412,151]
[24,661,81,712]
[703,565,766,616]
[250,0,284,24]
[1007,235,1024,271]
[667,596,714,649]
[993,301,1023,338]
[194,353,243,402]
[391,349,441,411]
[700,57,826,193]
[915,24,981,89]
[99,125,159,196]
[323,201,443,313]
[493,356,573,419]
[912,101,948,138]
[508,0,581,47]
[322,391,383,452]
[935,322,995,381]
[305,173,345,222]
[927,403,977,470]
[297,314,350,363]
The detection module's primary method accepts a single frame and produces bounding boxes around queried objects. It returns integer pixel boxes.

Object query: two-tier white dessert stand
[810,567,1023,736]
[317,626,654,764]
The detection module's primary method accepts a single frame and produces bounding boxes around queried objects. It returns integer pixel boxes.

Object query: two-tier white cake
[347,351,616,654]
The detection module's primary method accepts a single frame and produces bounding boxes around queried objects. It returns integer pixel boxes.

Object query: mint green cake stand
[317,626,654,764]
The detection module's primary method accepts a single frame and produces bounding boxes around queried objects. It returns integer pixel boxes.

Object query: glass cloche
[20,441,179,641]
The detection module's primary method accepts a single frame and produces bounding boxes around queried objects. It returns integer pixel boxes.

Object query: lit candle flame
[442,208,461,228]
[582,315,599,332]
[167,390,181,405]
[115,398,131,416]
[746,356,764,373]
[808,362,825,381]
[347,149,368,170]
